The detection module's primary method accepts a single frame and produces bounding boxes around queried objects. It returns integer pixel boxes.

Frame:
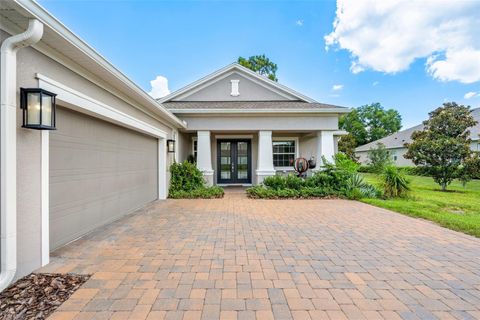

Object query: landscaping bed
[0,273,90,320]
[169,161,224,199]
[247,156,380,200]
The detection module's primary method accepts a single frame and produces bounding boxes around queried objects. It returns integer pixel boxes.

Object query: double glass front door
[217,140,251,184]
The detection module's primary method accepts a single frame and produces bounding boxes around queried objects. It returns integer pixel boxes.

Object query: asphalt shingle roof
[162,101,348,111]
[356,108,480,152]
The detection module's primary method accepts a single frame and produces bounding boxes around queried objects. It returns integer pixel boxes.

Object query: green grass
[360,174,480,238]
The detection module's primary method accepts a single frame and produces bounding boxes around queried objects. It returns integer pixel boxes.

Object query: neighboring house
[0,0,348,290]
[355,108,480,166]
[160,63,349,185]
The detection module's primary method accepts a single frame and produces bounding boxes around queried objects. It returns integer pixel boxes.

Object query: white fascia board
[168,108,351,114]
[13,0,186,129]
[37,74,168,139]
[159,63,317,103]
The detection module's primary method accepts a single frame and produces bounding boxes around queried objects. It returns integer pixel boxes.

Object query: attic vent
[230,80,240,96]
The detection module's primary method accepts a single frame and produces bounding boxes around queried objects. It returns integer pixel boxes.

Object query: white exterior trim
[167,108,350,114]
[41,130,49,266]
[37,74,167,139]
[272,136,300,171]
[214,134,254,139]
[159,63,317,103]
[158,138,167,200]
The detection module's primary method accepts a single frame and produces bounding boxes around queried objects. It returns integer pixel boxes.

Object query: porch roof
[163,101,350,114]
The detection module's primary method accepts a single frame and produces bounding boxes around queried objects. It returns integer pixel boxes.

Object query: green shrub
[345,173,381,199]
[333,153,360,173]
[169,161,224,199]
[169,186,224,199]
[367,143,392,173]
[381,165,410,198]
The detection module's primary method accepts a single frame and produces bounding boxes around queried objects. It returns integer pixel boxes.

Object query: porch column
[256,131,276,184]
[315,131,335,169]
[196,131,214,186]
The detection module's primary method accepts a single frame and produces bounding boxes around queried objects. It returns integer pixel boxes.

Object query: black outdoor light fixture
[20,88,57,130]
[167,139,175,153]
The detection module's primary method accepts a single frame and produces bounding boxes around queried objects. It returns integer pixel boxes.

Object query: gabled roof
[158,63,317,103]
[163,101,350,114]
[356,107,480,152]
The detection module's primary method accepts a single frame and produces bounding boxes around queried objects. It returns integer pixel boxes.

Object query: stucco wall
[177,114,339,131]
[2,28,177,279]
[356,147,414,166]
[173,72,297,102]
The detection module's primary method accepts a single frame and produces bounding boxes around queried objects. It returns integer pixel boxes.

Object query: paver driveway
[44,192,480,320]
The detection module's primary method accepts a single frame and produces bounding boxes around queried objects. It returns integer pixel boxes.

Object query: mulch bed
[0,273,90,320]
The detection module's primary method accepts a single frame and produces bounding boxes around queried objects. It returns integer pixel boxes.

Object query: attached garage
[49,107,159,250]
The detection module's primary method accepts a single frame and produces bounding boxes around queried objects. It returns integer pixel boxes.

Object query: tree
[338,134,358,161]
[367,143,392,173]
[238,55,278,81]
[404,102,477,191]
[340,103,402,146]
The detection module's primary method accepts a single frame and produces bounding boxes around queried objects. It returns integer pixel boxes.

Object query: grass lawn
[360,173,480,238]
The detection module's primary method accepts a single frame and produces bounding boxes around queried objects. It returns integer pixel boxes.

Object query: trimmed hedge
[359,165,431,176]
[169,161,224,199]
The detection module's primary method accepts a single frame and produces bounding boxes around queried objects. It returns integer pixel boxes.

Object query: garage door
[50,107,158,250]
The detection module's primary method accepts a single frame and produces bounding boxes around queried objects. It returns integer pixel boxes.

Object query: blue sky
[39,0,480,128]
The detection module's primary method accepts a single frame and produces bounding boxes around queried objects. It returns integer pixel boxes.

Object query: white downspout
[0,19,44,291]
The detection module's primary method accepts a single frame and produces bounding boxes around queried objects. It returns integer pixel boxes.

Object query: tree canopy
[340,103,402,147]
[238,55,278,81]
[404,102,477,191]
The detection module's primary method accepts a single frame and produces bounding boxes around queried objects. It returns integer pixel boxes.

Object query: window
[273,140,296,168]
[192,138,198,161]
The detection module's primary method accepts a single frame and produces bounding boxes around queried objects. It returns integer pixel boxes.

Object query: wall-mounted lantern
[20,88,57,130]
[167,139,175,153]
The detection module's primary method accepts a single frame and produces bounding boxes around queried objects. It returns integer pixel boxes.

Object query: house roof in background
[163,101,350,114]
[356,107,480,152]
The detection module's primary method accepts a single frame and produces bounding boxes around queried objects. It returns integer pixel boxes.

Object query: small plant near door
[169,161,224,199]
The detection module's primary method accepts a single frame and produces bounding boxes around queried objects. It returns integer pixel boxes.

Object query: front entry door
[217,140,252,184]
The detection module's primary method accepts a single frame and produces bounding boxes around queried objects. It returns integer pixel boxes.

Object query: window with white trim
[273,140,296,167]
[192,138,198,162]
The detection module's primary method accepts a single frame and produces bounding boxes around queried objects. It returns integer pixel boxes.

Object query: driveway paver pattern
[43,192,480,320]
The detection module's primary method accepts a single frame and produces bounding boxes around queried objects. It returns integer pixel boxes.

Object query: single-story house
[160,63,349,185]
[0,0,348,290]
[355,108,480,166]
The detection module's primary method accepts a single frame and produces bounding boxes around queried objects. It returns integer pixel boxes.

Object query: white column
[256,131,276,184]
[158,138,167,199]
[41,131,49,266]
[196,131,214,186]
[315,131,335,169]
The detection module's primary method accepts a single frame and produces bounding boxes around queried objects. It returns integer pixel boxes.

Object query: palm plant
[381,165,410,198]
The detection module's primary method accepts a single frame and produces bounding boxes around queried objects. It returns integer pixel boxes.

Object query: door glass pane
[220,142,231,180]
[237,142,248,180]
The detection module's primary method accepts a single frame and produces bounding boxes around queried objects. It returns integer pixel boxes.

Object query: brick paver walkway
[44,193,480,320]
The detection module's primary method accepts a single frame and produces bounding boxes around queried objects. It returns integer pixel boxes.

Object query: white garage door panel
[50,107,158,250]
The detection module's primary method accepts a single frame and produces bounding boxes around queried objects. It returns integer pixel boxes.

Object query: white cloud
[372,81,379,86]
[325,0,480,83]
[148,75,170,99]
[296,20,304,27]
[464,91,478,99]
[332,84,344,91]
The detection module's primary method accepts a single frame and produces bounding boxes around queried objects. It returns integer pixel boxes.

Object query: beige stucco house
[160,63,349,185]
[0,0,348,290]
